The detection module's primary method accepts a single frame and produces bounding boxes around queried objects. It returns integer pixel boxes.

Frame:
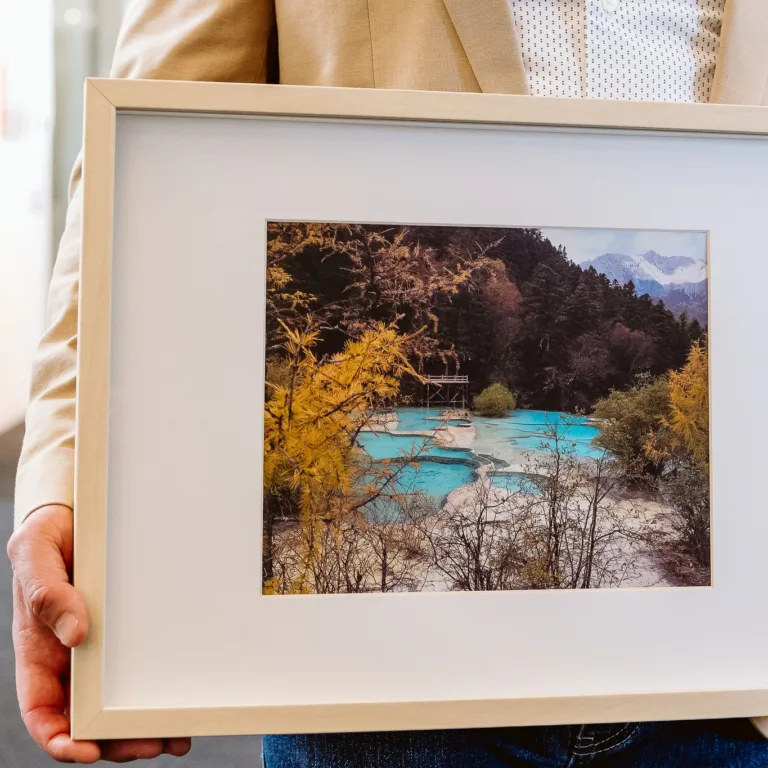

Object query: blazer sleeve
[14,0,276,529]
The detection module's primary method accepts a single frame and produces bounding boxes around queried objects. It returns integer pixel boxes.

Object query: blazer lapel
[710,0,768,105]
[442,0,530,95]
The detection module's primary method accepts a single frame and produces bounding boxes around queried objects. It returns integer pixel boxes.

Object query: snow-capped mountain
[580,250,706,299]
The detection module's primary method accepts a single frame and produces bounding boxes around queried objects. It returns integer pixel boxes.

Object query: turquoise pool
[356,431,474,461]
[490,472,541,495]
[358,407,605,513]
[472,410,603,463]
[369,461,476,505]
[389,408,469,432]
[358,422,478,509]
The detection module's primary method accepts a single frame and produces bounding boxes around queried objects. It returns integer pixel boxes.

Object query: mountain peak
[580,250,707,298]
[640,250,698,275]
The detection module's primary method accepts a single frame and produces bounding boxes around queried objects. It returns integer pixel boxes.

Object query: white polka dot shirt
[509,0,726,102]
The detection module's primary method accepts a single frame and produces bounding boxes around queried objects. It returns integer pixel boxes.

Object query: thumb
[26,579,89,648]
[8,506,89,648]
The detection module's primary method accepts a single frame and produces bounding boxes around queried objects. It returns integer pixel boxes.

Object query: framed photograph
[72,78,768,739]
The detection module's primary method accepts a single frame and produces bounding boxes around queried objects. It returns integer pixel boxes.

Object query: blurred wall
[54,0,128,257]
[0,0,127,442]
[0,0,54,436]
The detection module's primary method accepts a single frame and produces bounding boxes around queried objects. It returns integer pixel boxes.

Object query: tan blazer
[14,0,768,734]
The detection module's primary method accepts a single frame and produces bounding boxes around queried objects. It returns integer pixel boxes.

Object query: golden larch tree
[667,341,709,467]
[263,319,420,592]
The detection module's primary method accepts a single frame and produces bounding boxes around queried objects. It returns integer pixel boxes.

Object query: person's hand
[7,504,192,762]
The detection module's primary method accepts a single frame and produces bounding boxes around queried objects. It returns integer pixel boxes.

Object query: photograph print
[262,223,710,595]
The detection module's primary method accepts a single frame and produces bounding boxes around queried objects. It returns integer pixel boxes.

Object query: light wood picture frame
[72,78,768,740]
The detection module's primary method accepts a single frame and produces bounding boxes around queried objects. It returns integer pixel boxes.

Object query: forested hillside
[267,223,705,412]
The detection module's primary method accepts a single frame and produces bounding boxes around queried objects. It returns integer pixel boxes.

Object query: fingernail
[55,613,79,644]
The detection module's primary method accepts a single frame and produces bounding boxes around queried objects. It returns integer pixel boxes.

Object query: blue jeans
[263,720,768,767]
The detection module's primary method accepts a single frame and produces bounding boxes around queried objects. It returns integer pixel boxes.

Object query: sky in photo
[539,228,707,265]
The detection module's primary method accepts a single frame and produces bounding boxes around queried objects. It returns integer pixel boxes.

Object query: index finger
[15,650,101,763]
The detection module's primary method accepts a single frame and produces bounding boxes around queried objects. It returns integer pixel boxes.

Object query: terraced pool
[358,408,604,508]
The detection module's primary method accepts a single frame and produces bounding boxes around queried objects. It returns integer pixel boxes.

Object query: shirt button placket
[601,0,618,12]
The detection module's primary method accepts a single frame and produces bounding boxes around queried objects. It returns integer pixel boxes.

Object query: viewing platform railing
[425,375,469,384]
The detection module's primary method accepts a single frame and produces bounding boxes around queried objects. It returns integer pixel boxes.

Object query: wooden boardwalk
[424,375,469,409]
[425,375,469,384]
